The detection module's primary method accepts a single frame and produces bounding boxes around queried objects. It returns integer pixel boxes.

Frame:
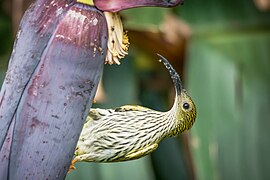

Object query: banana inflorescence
[69,54,196,171]
[0,2,108,177]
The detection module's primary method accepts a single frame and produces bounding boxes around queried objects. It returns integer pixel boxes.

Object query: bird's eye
[183,102,190,110]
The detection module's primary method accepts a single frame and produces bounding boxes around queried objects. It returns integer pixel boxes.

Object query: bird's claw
[68,159,78,173]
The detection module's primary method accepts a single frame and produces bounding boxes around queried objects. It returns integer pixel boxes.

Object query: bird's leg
[68,153,98,172]
[124,143,158,160]
[68,158,78,173]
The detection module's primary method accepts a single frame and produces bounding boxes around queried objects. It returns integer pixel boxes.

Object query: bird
[69,54,197,171]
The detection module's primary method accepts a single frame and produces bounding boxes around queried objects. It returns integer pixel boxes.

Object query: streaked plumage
[70,54,196,170]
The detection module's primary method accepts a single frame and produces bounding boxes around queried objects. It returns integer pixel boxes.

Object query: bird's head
[157,54,197,135]
[176,90,196,132]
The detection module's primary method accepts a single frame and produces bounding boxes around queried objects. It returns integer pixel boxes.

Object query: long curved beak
[157,54,183,95]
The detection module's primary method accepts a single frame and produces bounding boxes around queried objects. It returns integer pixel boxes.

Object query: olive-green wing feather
[114,105,150,112]
[86,105,150,123]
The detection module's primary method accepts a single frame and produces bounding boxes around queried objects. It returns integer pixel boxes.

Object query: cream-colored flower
[104,12,130,65]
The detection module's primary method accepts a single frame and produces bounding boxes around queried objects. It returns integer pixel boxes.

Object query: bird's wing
[87,108,116,122]
[114,105,150,112]
[87,105,150,122]
[120,143,158,161]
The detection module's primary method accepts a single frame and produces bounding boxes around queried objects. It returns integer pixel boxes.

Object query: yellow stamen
[76,0,94,6]
[104,12,130,65]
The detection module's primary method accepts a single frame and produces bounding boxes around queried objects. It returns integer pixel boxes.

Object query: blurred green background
[1,0,270,179]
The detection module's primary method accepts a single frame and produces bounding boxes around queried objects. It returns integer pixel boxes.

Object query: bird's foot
[68,159,78,173]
